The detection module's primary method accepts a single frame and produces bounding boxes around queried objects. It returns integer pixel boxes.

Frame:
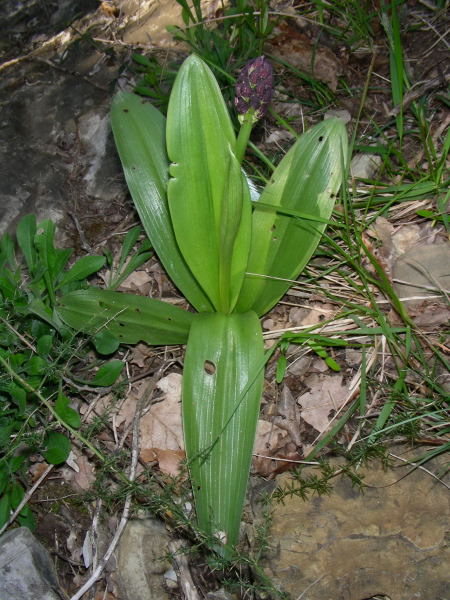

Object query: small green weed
[0,215,128,532]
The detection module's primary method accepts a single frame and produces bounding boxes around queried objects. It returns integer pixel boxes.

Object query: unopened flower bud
[234,56,273,123]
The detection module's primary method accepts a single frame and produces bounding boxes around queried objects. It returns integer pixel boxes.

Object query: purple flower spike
[235,56,273,123]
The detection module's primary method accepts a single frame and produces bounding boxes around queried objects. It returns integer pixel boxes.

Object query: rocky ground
[0,1,449,599]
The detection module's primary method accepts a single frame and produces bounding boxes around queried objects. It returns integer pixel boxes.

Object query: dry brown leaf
[119,270,152,293]
[153,449,186,477]
[29,461,49,483]
[72,454,96,491]
[253,418,303,477]
[139,373,185,475]
[80,394,111,422]
[289,303,335,328]
[114,394,137,430]
[298,373,348,433]
[272,385,303,446]
[130,342,152,368]
[270,22,343,90]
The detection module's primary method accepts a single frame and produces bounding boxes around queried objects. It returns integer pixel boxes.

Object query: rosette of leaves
[56,54,347,556]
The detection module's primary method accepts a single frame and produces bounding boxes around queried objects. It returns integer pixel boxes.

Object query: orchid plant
[56,54,347,556]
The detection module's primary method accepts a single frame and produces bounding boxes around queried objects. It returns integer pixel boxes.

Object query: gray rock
[0,29,124,236]
[324,109,351,124]
[116,518,172,600]
[0,527,64,600]
[266,453,450,600]
[393,243,450,303]
[350,152,382,179]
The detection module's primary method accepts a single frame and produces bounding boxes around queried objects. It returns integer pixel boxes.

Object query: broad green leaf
[37,334,53,357]
[91,360,123,386]
[28,298,64,334]
[166,54,251,313]
[183,311,264,553]
[55,392,81,428]
[43,432,71,464]
[57,255,106,288]
[92,330,120,355]
[56,289,194,345]
[16,214,36,274]
[236,118,347,316]
[110,92,212,312]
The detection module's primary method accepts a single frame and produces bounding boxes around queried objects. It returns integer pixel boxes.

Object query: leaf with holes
[182,311,264,554]
[56,289,194,345]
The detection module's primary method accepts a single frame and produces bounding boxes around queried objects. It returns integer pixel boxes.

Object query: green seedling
[56,54,347,556]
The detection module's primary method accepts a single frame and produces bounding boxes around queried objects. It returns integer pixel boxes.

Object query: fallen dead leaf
[272,385,302,446]
[298,373,348,433]
[139,373,185,475]
[119,269,152,293]
[252,418,301,477]
[72,453,96,491]
[29,461,50,483]
[289,303,336,328]
[269,22,343,90]
[130,342,152,368]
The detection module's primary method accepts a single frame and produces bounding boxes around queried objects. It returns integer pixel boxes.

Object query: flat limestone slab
[267,454,449,600]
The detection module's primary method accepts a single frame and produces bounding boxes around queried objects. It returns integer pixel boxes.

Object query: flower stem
[235,110,255,164]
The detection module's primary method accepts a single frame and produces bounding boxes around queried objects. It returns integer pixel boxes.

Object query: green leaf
[9,454,27,474]
[0,466,8,495]
[37,334,53,357]
[28,298,63,333]
[24,355,46,376]
[55,392,81,428]
[183,311,264,554]
[110,92,213,312]
[56,289,194,345]
[236,117,348,316]
[57,255,106,288]
[275,353,287,383]
[117,226,142,272]
[8,383,26,415]
[43,432,71,464]
[91,360,123,386]
[166,54,251,313]
[0,231,16,270]
[92,330,120,355]
[108,251,152,291]
[18,504,35,530]
[0,492,11,528]
[10,481,25,509]
[34,220,72,304]
[16,214,37,274]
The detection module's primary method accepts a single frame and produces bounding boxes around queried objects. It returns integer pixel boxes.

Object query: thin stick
[69,388,142,600]
[168,540,202,600]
